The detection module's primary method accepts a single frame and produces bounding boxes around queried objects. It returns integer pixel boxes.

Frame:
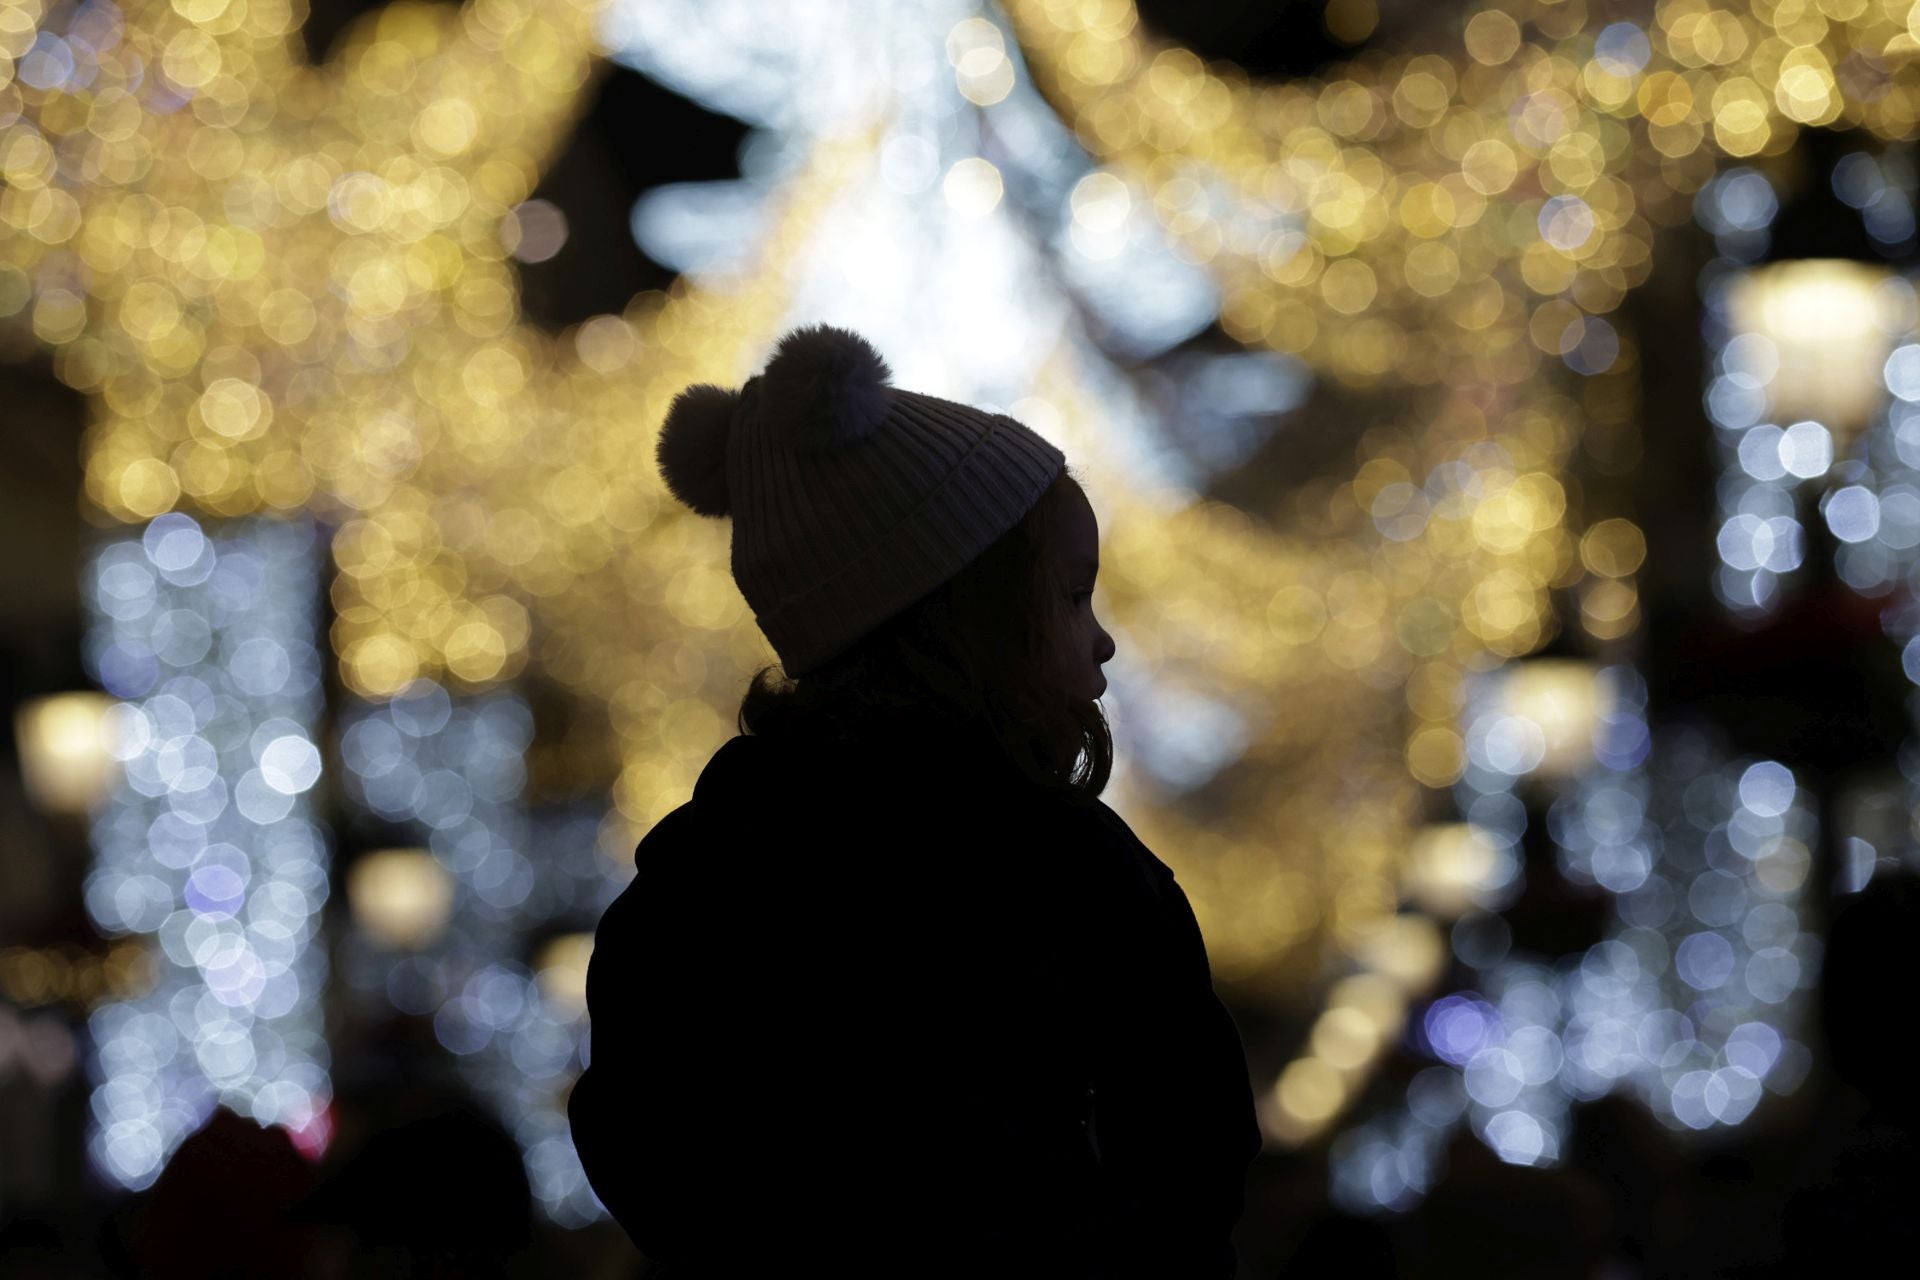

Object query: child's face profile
[1050,485,1116,703]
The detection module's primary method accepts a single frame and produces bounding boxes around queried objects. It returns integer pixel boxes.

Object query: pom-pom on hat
[655,324,1067,678]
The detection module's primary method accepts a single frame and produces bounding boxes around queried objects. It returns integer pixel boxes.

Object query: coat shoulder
[1072,797,1178,890]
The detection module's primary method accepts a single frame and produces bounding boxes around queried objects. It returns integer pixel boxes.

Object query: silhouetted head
[738,466,1116,803]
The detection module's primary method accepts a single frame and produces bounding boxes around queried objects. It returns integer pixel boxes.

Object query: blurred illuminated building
[8,0,1920,1240]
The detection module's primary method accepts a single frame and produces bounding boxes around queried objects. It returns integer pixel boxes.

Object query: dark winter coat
[567,710,1262,1277]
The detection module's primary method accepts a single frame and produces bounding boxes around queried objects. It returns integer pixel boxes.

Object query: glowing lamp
[1494,657,1609,781]
[1726,258,1900,460]
[347,849,454,950]
[14,692,118,817]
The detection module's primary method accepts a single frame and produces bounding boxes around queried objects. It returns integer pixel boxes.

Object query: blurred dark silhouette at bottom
[11,1021,610,1280]
[75,1093,546,1280]
[289,1100,537,1278]
[119,1106,318,1279]
[1563,1092,1691,1272]
[1407,1133,1612,1280]
[1275,1205,1398,1277]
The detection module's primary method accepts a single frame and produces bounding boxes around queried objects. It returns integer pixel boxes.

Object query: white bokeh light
[81,516,332,1191]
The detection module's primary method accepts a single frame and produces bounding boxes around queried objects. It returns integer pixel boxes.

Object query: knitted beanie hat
[654,324,1067,678]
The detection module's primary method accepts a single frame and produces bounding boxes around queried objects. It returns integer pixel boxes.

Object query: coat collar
[698,708,1042,809]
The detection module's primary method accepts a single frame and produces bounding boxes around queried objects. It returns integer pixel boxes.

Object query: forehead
[1060,491,1099,568]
